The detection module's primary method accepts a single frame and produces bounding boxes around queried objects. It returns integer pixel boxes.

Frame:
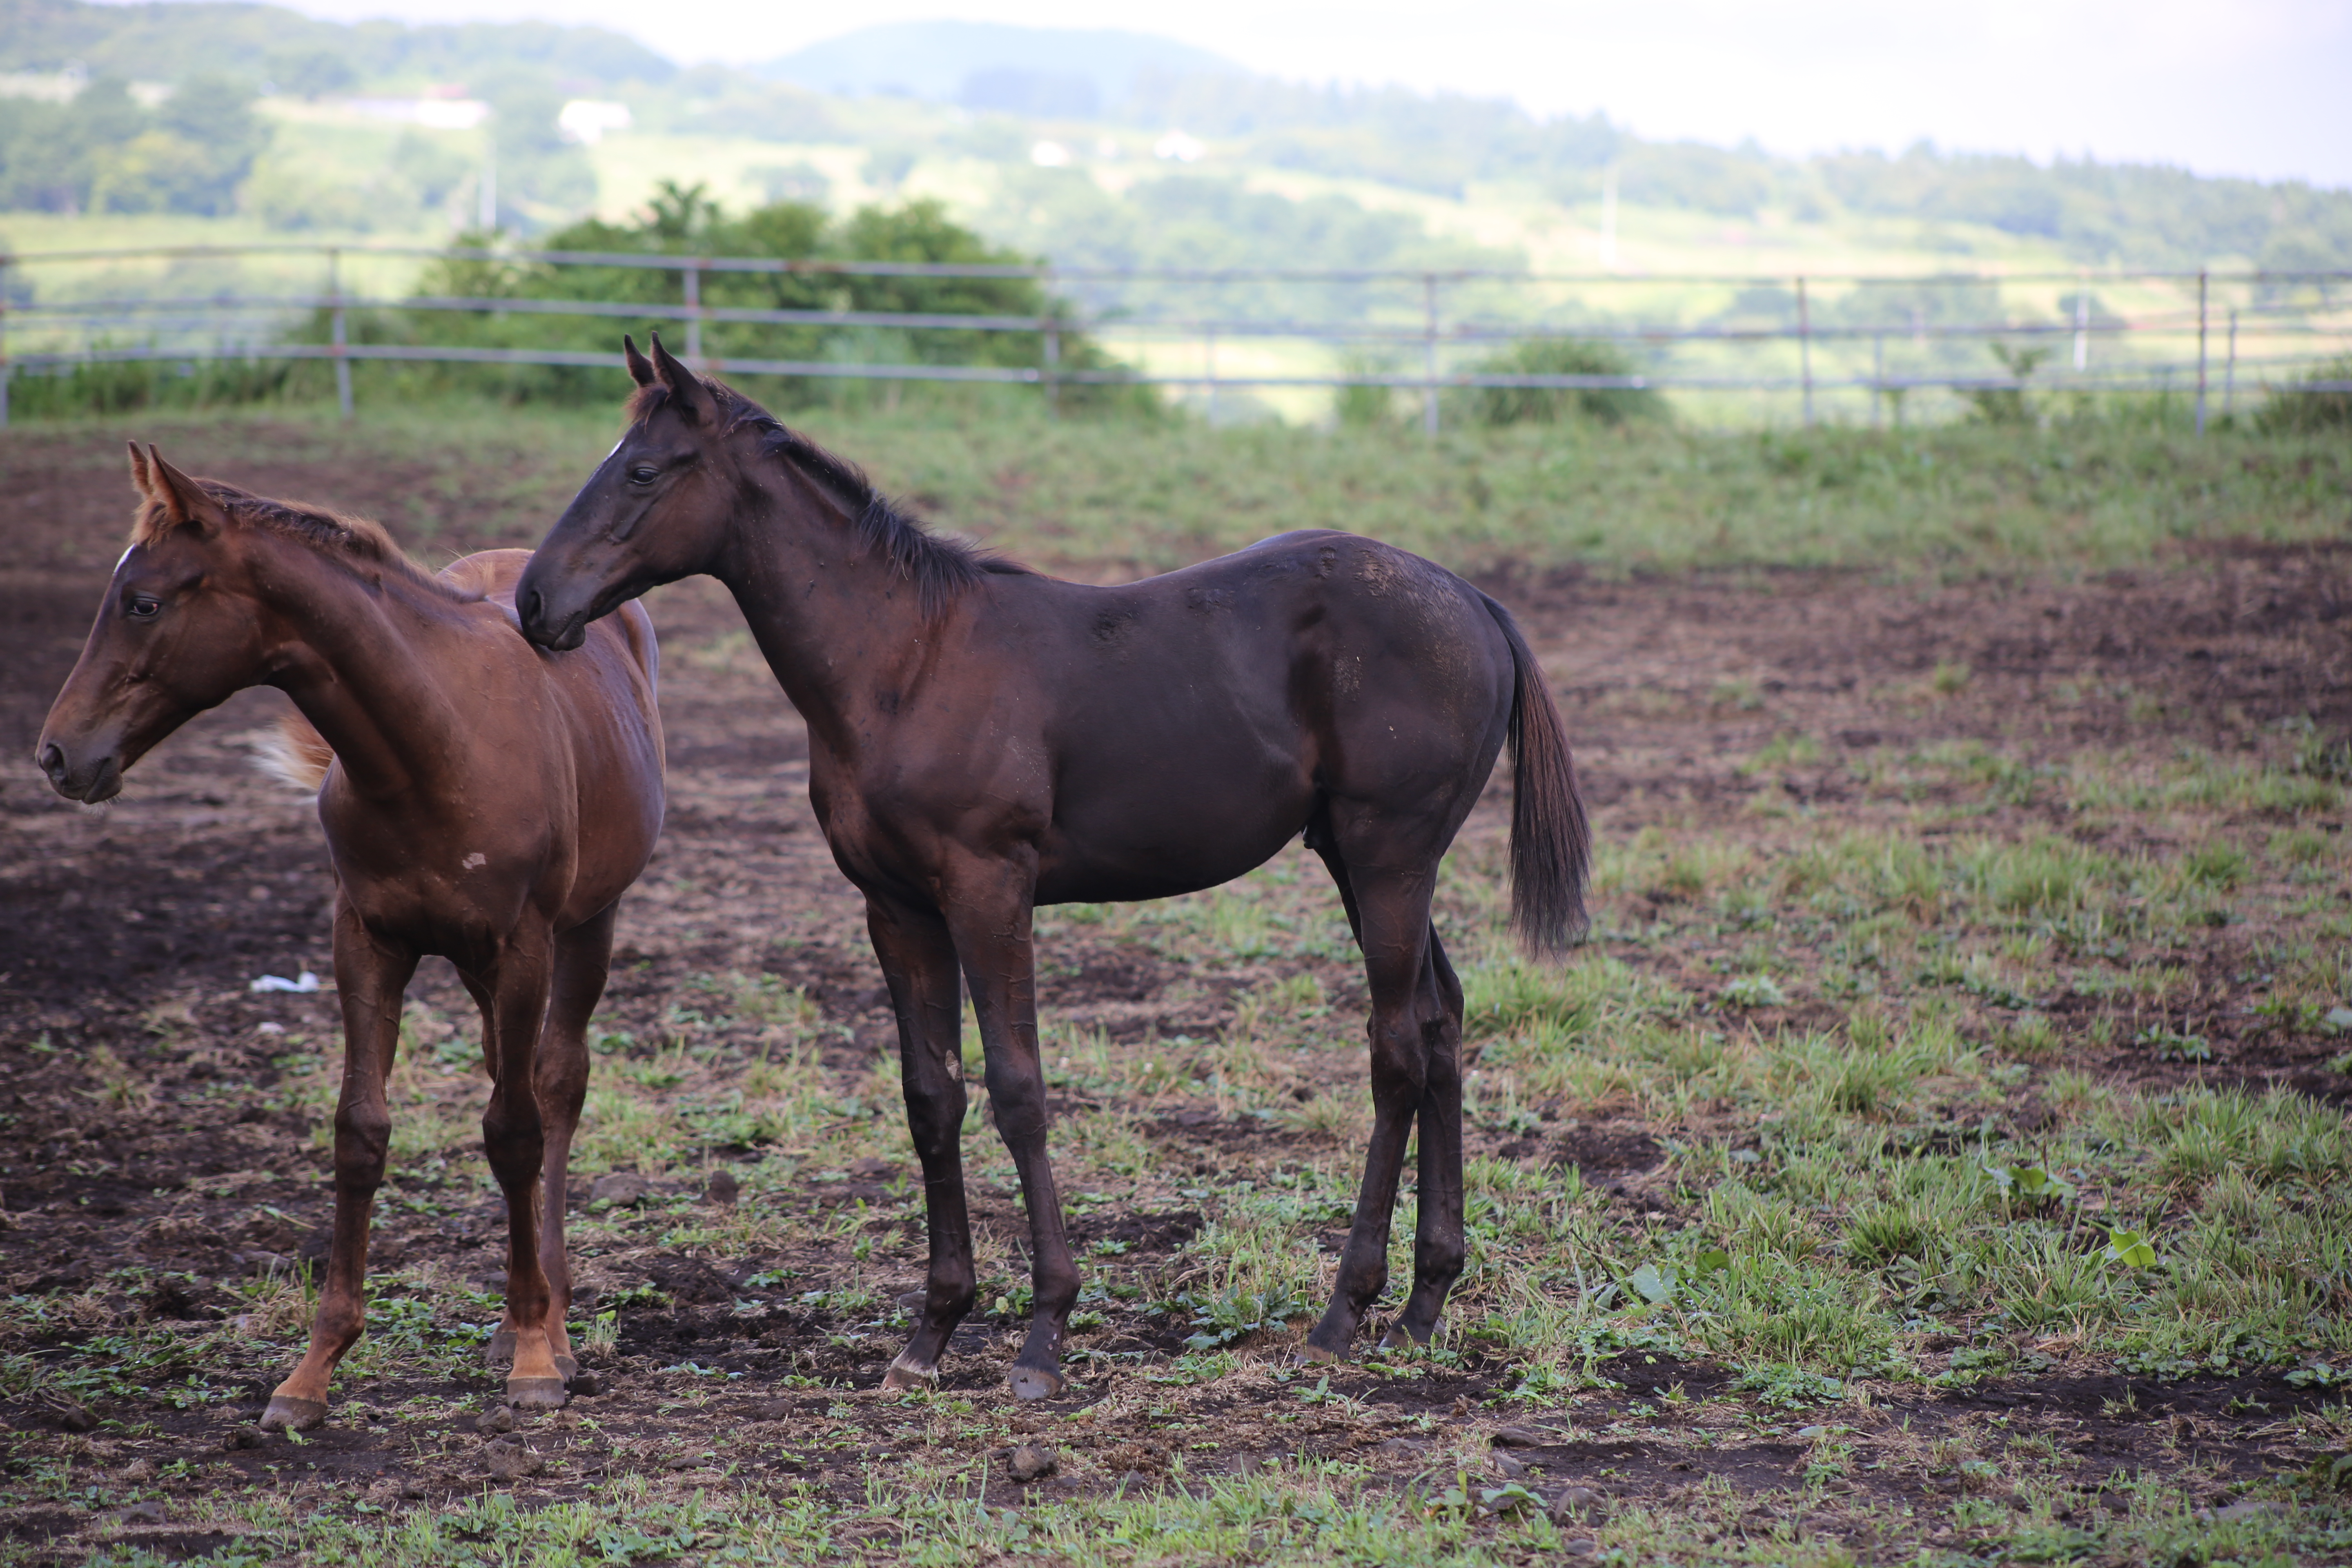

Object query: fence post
[1205,322,1218,424]
[1796,276,1813,428]
[1871,332,1884,429]
[2224,307,2238,424]
[684,261,703,367]
[2194,269,2209,436]
[2073,272,2090,372]
[1042,274,1060,419]
[329,247,352,421]
[1422,272,1440,437]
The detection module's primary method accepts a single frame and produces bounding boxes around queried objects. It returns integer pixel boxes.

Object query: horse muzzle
[35,739,124,804]
[517,581,591,653]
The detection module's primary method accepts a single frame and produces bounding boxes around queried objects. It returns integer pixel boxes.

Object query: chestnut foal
[517,339,1588,1401]
[36,448,664,1428]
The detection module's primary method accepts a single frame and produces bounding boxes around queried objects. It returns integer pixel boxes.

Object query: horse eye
[126,595,161,619]
[628,465,660,485]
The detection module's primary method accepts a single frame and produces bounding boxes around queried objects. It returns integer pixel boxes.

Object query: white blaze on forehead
[111,546,135,576]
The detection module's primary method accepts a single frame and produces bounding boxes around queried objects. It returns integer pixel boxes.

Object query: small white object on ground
[250,972,321,993]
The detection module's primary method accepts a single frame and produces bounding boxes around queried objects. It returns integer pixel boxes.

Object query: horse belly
[1033,743,1313,904]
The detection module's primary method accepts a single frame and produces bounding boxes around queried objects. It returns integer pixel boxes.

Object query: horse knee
[332,1105,392,1184]
[981,1069,1049,1143]
[902,1079,967,1153]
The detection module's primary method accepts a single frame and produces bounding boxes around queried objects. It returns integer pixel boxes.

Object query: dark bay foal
[36,448,665,1427]
[519,338,1587,1400]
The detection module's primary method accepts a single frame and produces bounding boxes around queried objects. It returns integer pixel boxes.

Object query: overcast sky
[194,0,2352,187]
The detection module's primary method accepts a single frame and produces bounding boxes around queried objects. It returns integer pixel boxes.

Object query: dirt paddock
[1,423,2348,1563]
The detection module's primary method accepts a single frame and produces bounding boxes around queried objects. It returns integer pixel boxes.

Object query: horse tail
[251,712,333,793]
[1481,593,1590,958]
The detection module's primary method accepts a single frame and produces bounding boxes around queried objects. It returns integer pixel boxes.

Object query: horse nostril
[36,742,65,783]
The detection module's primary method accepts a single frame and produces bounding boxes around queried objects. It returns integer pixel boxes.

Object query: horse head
[519,334,746,651]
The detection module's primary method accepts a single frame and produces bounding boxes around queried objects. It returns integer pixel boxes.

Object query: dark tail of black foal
[1481,594,1590,957]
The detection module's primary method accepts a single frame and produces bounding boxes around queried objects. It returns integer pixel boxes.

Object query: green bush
[1459,336,1664,428]
[2256,354,2352,434]
[331,181,1152,417]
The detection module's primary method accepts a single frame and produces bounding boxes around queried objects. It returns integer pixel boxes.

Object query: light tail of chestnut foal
[35,446,665,1429]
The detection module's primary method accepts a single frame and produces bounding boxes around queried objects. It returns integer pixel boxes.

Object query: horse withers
[36,447,665,1428]
[518,337,1588,1400]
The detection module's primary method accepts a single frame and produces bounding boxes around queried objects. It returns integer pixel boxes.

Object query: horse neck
[715,464,938,755]
[249,535,472,805]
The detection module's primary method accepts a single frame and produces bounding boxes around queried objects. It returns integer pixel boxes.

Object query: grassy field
[11,394,2343,579]
[1,405,2350,1567]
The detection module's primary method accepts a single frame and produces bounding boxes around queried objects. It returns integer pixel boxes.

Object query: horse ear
[126,441,154,497]
[646,331,712,423]
[144,448,229,535]
[622,334,656,388]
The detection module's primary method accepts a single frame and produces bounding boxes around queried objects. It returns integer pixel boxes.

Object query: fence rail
[2,242,2346,432]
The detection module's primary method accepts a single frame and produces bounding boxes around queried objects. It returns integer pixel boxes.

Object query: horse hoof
[555,1354,579,1385]
[1007,1365,1063,1402]
[882,1357,937,1392]
[1379,1319,1438,1351]
[506,1377,570,1411]
[1295,1342,1340,1365]
[482,1330,517,1371]
[260,1396,328,1433]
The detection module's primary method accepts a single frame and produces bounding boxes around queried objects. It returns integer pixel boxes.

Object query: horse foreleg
[531,902,615,1386]
[476,933,567,1409]
[944,868,1078,1401]
[1386,924,1468,1347]
[264,902,415,1431]
[868,894,977,1390]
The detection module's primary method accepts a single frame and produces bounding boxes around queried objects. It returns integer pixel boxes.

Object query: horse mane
[628,378,1031,617]
[130,481,472,604]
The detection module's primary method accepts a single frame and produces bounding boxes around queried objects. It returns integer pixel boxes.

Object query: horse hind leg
[1383,924,1468,1348]
[1301,858,1439,1363]
[476,935,570,1410]
[530,902,617,1387]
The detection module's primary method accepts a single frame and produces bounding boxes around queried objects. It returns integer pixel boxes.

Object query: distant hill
[0,0,674,89]
[756,20,1237,119]
[0,2,2342,275]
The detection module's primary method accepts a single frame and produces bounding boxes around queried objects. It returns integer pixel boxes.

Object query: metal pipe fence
[1,242,2346,429]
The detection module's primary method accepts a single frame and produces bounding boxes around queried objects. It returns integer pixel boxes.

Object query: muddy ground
[0,422,2348,1563]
